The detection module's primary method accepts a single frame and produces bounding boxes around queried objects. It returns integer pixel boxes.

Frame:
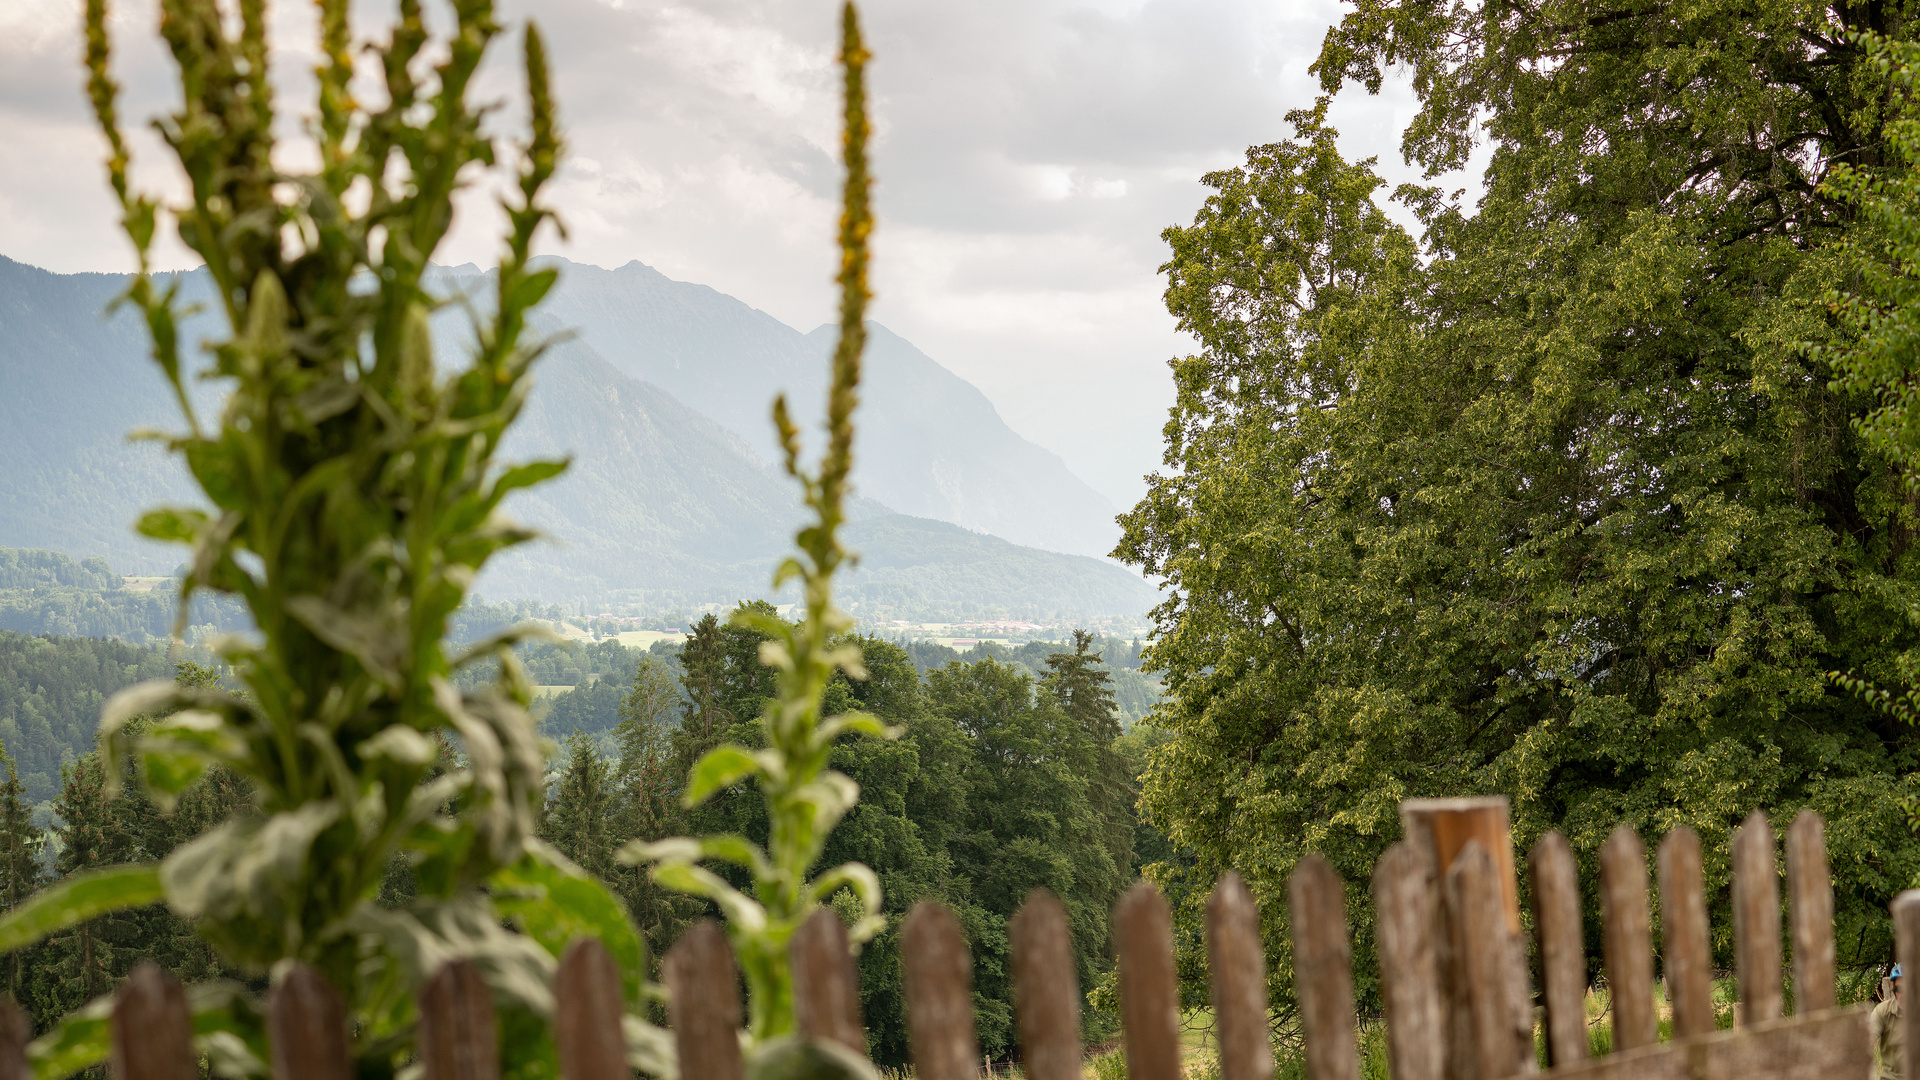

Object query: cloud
[0,0,1460,508]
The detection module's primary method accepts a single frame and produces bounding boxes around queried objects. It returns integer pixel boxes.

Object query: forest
[0,616,1162,1065]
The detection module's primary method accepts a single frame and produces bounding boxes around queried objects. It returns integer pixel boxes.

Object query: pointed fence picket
[72,799,1896,1080]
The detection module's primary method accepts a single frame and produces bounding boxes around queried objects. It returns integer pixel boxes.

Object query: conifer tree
[42,755,134,1014]
[0,747,42,1003]
[610,658,697,964]
[540,734,615,880]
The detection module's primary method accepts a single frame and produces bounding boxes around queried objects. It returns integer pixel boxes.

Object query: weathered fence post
[111,963,195,1080]
[903,902,979,1080]
[1376,842,1444,1080]
[1115,882,1182,1080]
[0,998,29,1080]
[268,964,353,1080]
[555,938,630,1080]
[1529,831,1587,1068]
[1732,810,1783,1026]
[793,908,866,1054]
[1012,890,1082,1080]
[1785,810,1835,1015]
[1894,891,1920,1080]
[419,959,500,1080]
[1291,856,1358,1080]
[1208,872,1274,1080]
[1598,826,1656,1052]
[1402,797,1531,1080]
[1657,825,1715,1040]
[666,921,744,1080]
[1446,841,1527,1080]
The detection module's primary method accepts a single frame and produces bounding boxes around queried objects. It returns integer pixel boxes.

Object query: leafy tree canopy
[1119,0,1920,1020]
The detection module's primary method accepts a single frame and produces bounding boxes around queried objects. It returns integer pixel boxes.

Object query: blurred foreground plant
[619,1,892,1066]
[0,1,671,1077]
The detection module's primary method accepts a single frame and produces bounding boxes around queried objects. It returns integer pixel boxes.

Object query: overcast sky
[0,0,1454,508]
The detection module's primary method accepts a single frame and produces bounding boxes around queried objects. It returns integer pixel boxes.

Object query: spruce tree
[610,658,697,966]
[0,747,42,1004]
[540,734,614,880]
[42,755,135,1014]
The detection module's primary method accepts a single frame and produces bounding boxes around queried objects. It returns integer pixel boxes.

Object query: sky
[0,0,1461,509]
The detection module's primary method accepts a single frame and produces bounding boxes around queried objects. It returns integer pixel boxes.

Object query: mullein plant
[619,3,893,1073]
[0,1,671,1077]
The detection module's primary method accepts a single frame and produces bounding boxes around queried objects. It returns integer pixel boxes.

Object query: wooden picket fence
[18,796,1911,1080]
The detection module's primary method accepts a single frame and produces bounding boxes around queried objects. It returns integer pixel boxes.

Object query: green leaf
[508,267,559,312]
[813,711,899,746]
[651,863,767,931]
[0,863,163,955]
[135,507,210,543]
[492,843,649,1004]
[27,995,112,1080]
[684,744,761,807]
[491,459,569,503]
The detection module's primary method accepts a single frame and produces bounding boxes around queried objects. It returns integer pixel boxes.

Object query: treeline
[0,631,179,805]
[0,547,250,643]
[0,614,1162,1055]
[0,661,248,1028]
[536,604,1154,1066]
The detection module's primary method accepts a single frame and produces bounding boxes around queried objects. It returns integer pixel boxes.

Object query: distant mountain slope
[497,258,1121,558]
[804,323,1119,560]
[0,257,200,573]
[0,256,1155,620]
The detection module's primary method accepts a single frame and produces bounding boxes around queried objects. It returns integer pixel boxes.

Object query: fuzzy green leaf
[684,744,761,807]
[0,863,162,955]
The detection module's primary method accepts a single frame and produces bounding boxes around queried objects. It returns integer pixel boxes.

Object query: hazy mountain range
[0,255,1152,621]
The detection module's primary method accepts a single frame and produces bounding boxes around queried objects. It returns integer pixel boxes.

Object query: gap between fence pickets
[68,803,1900,1080]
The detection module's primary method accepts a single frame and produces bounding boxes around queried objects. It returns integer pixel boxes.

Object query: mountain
[0,255,1155,621]
[502,258,1121,558]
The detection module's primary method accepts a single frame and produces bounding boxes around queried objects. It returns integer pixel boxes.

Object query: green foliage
[0,552,119,593]
[621,6,889,1057]
[0,0,670,1074]
[0,631,178,804]
[1121,0,1920,1023]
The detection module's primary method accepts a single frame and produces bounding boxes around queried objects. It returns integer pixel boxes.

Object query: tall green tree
[609,658,697,963]
[0,748,41,1004]
[41,755,135,1016]
[1120,0,1920,1018]
[542,734,616,880]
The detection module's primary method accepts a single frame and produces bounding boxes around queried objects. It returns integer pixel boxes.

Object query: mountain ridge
[0,254,1154,621]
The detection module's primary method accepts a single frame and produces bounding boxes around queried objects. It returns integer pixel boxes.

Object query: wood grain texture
[1894,890,1920,1080]
[1401,798,1520,933]
[1012,890,1082,1080]
[793,908,866,1054]
[1598,826,1656,1053]
[1115,882,1183,1080]
[1208,873,1274,1080]
[419,959,500,1080]
[269,964,352,1080]
[1375,842,1444,1080]
[1401,796,1521,1080]
[1731,810,1783,1026]
[666,922,744,1080]
[1445,841,1526,1080]
[1291,856,1359,1080]
[110,963,195,1080]
[902,902,979,1080]
[0,998,30,1080]
[555,938,630,1080]
[1657,826,1714,1041]
[1530,831,1587,1068]
[1784,810,1835,1016]
[1542,1004,1870,1080]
